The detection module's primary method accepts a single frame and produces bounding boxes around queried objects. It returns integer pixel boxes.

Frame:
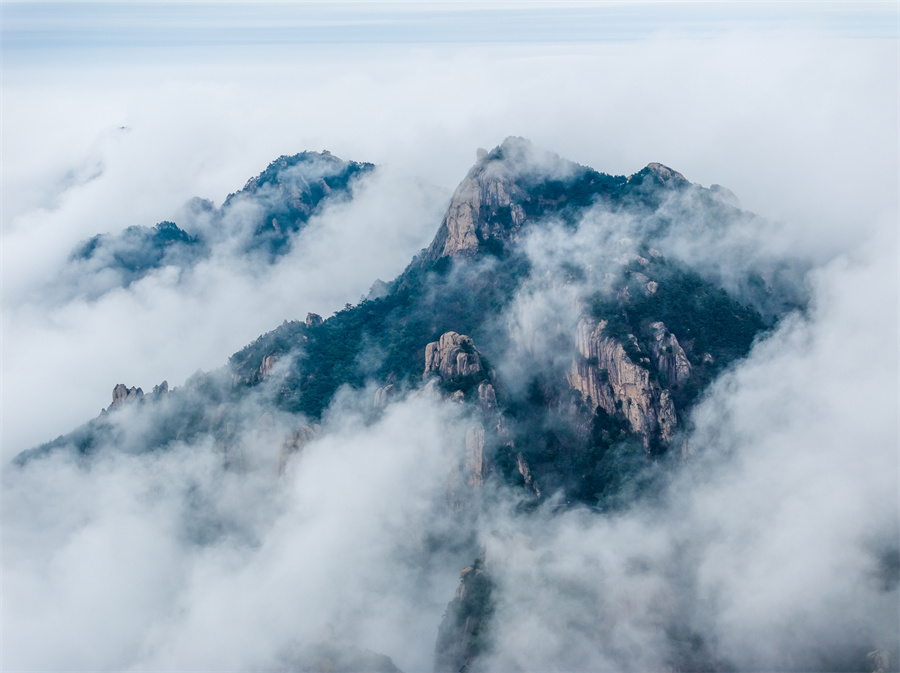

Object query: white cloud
[1,9,897,671]
[3,390,469,672]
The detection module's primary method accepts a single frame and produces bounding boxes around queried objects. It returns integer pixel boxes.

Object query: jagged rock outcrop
[279,424,320,474]
[465,424,486,488]
[647,321,692,388]
[449,391,466,404]
[476,381,498,415]
[645,162,687,183]
[305,312,323,327]
[233,351,287,387]
[420,135,592,263]
[424,332,483,380]
[108,383,143,411]
[423,149,527,260]
[423,334,495,497]
[434,558,493,673]
[373,384,395,410]
[474,382,539,497]
[259,354,279,380]
[418,140,702,270]
[567,317,677,447]
[152,380,169,397]
[516,451,541,498]
[425,338,532,498]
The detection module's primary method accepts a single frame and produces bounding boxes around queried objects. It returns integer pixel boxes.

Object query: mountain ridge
[53,151,374,301]
[18,137,783,500]
[11,138,842,672]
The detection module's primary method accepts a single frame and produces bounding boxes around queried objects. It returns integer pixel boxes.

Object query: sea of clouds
[2,7,897,671]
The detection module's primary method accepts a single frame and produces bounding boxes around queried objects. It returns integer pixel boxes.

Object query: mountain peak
[422,142,528,260]
[643,162,686,183]
[228,151,372,204]
[421,139,627,264]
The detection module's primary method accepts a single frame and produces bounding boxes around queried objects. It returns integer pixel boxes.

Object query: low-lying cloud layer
[4,213,896,670]
[481,224,899,671]
[2,11,898,672]
[4,389,472,672]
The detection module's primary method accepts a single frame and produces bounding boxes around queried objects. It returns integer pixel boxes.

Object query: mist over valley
[2,5,897,672]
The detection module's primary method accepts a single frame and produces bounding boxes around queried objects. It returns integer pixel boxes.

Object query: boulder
[424,332,483,380]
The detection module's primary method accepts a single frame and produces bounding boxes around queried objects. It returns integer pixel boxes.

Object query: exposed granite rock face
[234,354,279,388]
[476,381,498,415]
[424,332,483,380]
[305,312,323,327]
[423,155,527,260]
[152,380,169,397]
[259,354,279,380]
[516,451,541,498]
[279,424,320,474]
[645,162,687,183]
[373,384,395,410]
[421,137,577,262]
[465,424,486,488]
[567,317,677,447]
[647,321,692,389]
[424,337,537,499]
[418,140,699,268]
[423,334,497,498]
[656,390,677,447]
[479,383,539,498]
[108,384,143,411]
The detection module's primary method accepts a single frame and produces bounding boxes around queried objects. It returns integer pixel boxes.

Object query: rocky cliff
[419,137,632,265]
[434,557,494,673]
[29,139,774,505]
[108,383,144,410]
[423,149,528,260]
[423,331,494,495]
[647,321,692,389]
[423,331,540,500]
[424,332,484,380]
[568,317,677,449]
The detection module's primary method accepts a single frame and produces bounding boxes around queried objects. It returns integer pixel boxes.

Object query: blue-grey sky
[3,1,897,65]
